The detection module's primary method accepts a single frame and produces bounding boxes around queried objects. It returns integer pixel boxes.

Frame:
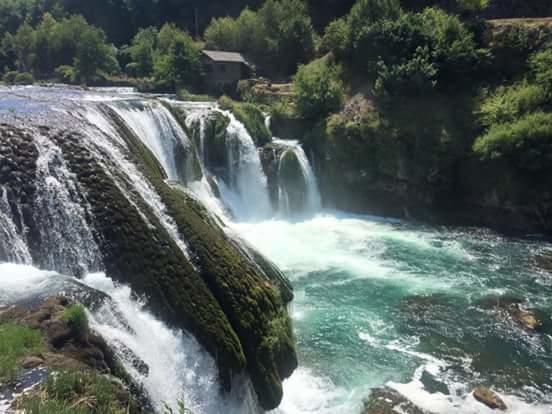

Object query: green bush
[62,305,88,339]
[14,72,34,85]
[218,96,271,145]
[473,112,552,170]
[2,71,19,84]
[479,81,548,127]
[294,58,344,119]
[530,47,552,93]
[0,324,43,382]
[55,65,76,83]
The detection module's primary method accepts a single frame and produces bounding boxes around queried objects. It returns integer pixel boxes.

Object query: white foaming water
[0,263,259,414]
[233,214,451,291]
[0,263,59,304]
[0,186,31,264]
[83,272,259,414]
[32,133,101,275]
[78,105,194,261]
[108,100,196,182]
[219,110,272,220]
[273,139,322,216]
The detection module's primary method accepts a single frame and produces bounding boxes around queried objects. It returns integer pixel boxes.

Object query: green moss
[62,305,88,340]
[51,127,246,389]
[218,96,271,146]
[0,324,43,383]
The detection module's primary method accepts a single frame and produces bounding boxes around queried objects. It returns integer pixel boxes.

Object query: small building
[201,50,252,92]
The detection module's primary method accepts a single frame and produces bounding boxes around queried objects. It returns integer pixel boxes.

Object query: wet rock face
[473,387,507,411]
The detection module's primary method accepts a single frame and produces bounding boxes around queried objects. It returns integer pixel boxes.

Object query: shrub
[14,72,34,85]
[530,47,552,93]
[0,324,43,382]
[479,81,548,127]
[473,112,552,170]
[55,65,76,83]
[62,305,88,339]
[294,58,345,119]
[320,18,350,57]
[2,71,19,84]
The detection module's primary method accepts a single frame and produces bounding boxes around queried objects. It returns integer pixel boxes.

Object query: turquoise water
[235,212,552,414]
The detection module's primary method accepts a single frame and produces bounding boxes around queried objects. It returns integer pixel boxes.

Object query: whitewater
[1,86,551,414]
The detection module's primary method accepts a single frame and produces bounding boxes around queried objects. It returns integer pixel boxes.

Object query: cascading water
[107,100,200,184]
[3,86,552,414]
[221,111,273,220]
[273,139,321,216]
[0,186,31,264]
[32,132,102,275]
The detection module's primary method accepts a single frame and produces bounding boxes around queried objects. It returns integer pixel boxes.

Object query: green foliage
[127,26,158,77]
[0,323,43,382]
[153,24,202,91]
[1,13,118,84]
[479,81,548,127]
[294,58,344,119]
[22,370,129,414]
[2,70,19,83]
[204,0,315,76]
[218,95,271,145]
[163,399,194,414]
[530,47,552,93]
[13,70,33,84]
[474,112,552,170]
[325,0,489,97]
[320,17,350,56]
[73,26,119,83]
[55,64,75,83]
[457,0,489,13]
[62,305,88,339]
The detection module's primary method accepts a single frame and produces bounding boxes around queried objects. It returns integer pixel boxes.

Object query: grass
[20,370,128,414]
[0,324,43,383]
[62,305,89,340]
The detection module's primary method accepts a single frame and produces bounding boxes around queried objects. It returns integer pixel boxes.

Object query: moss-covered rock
[49,126,247,389]
[100,110,297,409]
[278,149,308,212]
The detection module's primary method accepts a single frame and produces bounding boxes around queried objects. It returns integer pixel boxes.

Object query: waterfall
[274,139,322,216]
[107,100,200,184]
[222,111,273,220]
[32,132,102,275]
[0,263,259,414]
[77,104,194,261]
[84,272,260,414]
[0,186,31,264]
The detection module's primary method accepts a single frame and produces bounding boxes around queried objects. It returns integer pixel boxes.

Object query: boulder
[362,388,428,414]
[473,387,507,411]
[508,306,543,331]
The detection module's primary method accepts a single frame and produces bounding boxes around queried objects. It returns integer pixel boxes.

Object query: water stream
[1,87,551,414]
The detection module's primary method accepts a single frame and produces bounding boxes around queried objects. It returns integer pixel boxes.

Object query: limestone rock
[473,387,507,411]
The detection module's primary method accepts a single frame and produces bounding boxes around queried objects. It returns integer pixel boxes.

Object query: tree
[154,25,202,91]
[73,26,119,84]
[294,58,345,119]
[127,26,158,77]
